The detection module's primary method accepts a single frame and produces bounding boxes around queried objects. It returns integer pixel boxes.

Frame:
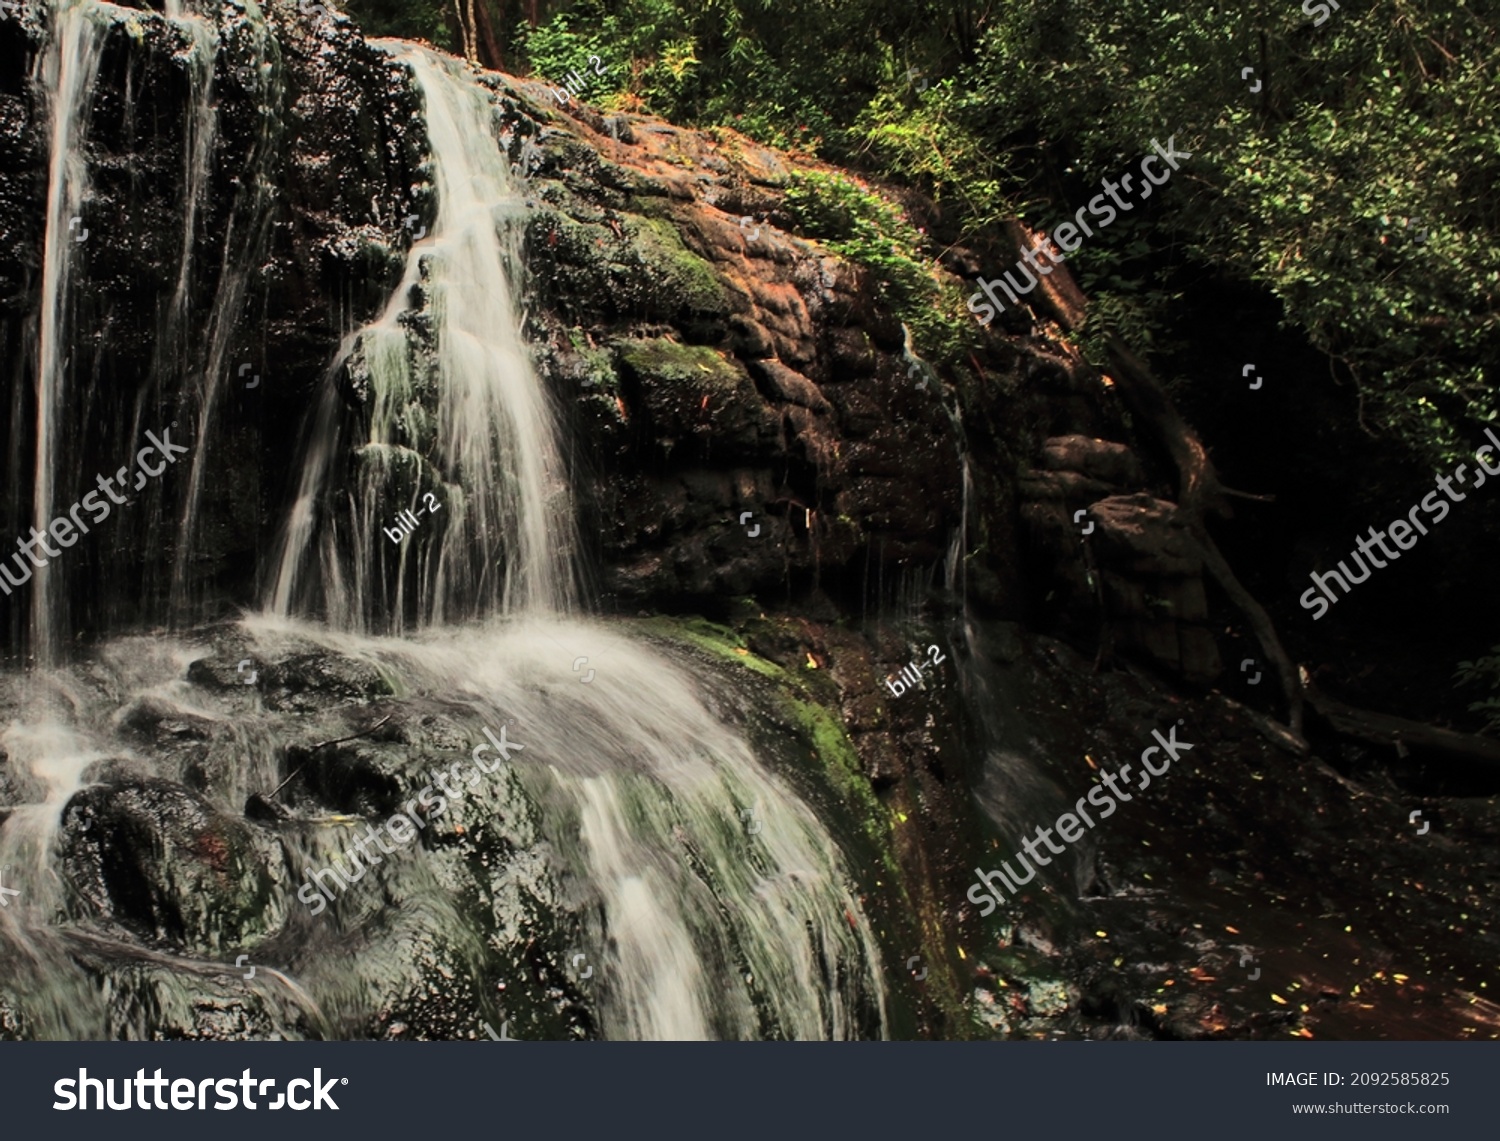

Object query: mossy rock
[528,203,726,330]
[623,214,728,320]
[631,615,894,877]
[553,331,619,395]
[615,337,776,459]
[617,337,741,388]
[61,779,282,955]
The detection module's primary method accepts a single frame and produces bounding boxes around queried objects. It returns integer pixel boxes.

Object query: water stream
[28,0,105,664]
[271,45,576,628]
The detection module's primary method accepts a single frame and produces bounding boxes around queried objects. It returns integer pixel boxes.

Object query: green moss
[785,696,889,845]
[616,338,742,391]
[625,215,727,315]
[634,615,784,681]
[634,616,892,855]
[786,698,856,790]
[575,344,619,392]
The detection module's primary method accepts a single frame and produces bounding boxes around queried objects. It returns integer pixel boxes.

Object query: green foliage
[952,0,1500,457]
[518,9,626,105]
[1071,214,1184,363]
[336,0,454,51]
[856,85,1020,239]
[781,169,975,364]
[783,171,927,304]
[1455,647,1500,735]
[508,0,855,150]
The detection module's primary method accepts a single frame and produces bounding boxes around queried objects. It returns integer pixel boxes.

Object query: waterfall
[270,45,577,628]
[0,24,890,1040]
[14,0,280,654]
[258,44,886,1038]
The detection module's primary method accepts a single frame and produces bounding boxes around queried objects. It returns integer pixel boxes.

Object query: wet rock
[117,697,218,743]
[251,652,395,713]
[1041,435,1146,487]
[61,779,281,955]
[244,792,293,824]
[619,337,778,462]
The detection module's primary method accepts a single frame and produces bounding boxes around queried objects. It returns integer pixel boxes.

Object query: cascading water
[271,44,576,627]
[27,0,105,663]
[0,23,890,1040]
[255,614,886,1041]
[9,0,280,654]
[164,2,280,623]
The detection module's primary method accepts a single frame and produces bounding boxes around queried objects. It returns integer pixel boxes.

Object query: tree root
[1103,334,1305,743]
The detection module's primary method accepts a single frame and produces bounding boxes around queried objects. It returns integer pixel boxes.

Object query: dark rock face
[0,5,427,647]
[509,112,966,614]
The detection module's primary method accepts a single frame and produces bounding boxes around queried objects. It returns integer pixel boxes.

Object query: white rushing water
[247,613,888,1040]
[271,45,577,627]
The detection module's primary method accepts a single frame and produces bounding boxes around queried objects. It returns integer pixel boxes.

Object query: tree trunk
[464,0,480,67]
[450,0,474,65]
[475,0,504,71]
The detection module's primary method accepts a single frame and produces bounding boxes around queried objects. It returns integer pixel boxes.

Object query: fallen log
[1302,668,1500,771]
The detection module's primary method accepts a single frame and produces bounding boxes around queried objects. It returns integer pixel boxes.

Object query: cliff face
[511,101,965,612]
[0,6,428,638]
[0,1,1218,673]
